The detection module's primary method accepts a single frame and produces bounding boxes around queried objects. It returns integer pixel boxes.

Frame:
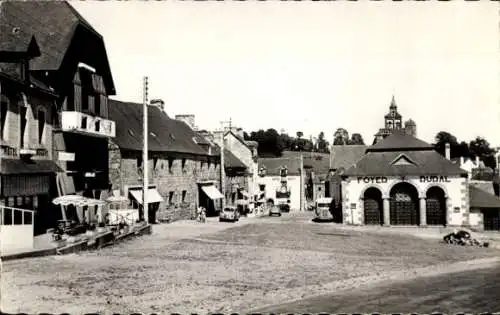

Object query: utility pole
[143,76,149,224]
[220,119,231,211]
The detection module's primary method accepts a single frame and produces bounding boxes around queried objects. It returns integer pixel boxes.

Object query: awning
[201,185,224,200]
[129,189,164,204]
[469,185,500,209]
[1,158,63,174]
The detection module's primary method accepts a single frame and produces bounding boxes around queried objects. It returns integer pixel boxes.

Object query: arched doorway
[426,186,447,226]
[390,182,419,225]
[363,187,383,225]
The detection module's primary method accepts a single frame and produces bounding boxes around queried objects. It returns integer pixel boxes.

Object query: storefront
[1,158,62,234]
[341,131,469,227]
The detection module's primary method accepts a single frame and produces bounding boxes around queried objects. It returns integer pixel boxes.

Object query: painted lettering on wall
[420,176,451,183]
[357,176,388,184]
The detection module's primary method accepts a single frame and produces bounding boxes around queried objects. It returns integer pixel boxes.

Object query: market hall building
[340,131,469,227]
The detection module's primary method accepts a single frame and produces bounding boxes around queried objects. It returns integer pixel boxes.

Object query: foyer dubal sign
[419,175,451,183]
[356,175,451,184]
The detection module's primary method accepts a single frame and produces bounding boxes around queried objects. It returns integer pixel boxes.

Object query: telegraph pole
[143,76,149,224]
[220,119,231,210]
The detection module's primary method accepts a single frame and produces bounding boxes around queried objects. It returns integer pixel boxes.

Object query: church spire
[390,95,397,109]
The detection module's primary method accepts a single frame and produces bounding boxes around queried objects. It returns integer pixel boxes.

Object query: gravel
[2,217,498,314]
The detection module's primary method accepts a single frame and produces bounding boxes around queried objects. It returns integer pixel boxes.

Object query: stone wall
[108,140,221,221]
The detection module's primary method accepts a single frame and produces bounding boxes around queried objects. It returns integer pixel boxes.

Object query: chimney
[150,99,165,111]
[175,114,196,130]
[475,156,480,167]
[445,143,450,160]
[460,156,464,166]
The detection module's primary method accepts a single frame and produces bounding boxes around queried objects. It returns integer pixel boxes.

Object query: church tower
[373,95,417,144]
[383,95,402,130]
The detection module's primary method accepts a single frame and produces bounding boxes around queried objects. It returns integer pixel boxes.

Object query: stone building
[108,99,223,221]
[0,24,62,236]
[1,1,118,208]
[281,151,330,203]
[373,96,417,145]
[341,131,469,227]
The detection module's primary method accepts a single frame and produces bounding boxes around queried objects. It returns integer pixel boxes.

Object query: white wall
[342,175,468,226]
[0,225,34,253]
[257,175,301,211]
[469,208,484,229]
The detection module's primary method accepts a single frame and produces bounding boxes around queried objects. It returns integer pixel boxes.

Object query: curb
[1,224,152,262]
[0,247,57,262]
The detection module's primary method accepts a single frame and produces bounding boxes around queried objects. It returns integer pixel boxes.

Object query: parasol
[52,195,107,207]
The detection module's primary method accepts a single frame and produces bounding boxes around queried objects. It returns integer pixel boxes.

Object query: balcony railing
[61,111,116,138]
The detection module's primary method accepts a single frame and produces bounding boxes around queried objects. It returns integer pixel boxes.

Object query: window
[168,158,174,174]
[181,158,187,172]
[95,120,100,132]
[1,100,7,140]
[38,109,45,144]
[259,184,265,192]
[182,190,187,202]
[153,157,158,170]
[137,156,143,170]
[168,191,175,205]
[94,93,101,116]
[20,106,27,148]
[81,116,87,129]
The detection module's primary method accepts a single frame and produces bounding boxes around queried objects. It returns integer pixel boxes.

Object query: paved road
[253,266,500,314]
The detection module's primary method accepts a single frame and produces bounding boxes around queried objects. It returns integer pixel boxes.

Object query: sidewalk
[1,224,152,261]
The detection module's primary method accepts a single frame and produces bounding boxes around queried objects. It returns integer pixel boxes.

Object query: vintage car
[314,197,334,221]
[269,204,282,217]
[219,206,240,222]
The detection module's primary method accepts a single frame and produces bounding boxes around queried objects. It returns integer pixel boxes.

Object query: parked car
[219,206,240,222]
[269,205,282,217]
[314,197,334,222]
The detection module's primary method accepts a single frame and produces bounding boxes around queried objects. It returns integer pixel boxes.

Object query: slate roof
[0,0,116,94]
[330,145,368,171]
[1,158,63,175]
[0,22,40,56]
[209,145,246,169]
[367,130,433,152]
[108,99,209,156]
[469,185,500,209]
[258,157,302,176]
[344,150,468,177]
[281,151,330,174]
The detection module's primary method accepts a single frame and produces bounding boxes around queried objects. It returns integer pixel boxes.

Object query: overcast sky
[72,1,499,147]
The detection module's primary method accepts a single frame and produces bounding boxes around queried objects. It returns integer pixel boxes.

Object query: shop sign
[420,176,451,183]
[357,176,388,184]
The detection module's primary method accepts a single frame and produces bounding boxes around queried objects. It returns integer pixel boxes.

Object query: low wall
[0,225,34,253]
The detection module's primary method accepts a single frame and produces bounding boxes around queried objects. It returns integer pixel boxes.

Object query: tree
[469,137,497,169]
[333,128,349,145]
[296,131,303,139]
[315,132,330,153]
[433,131,469,159]
[349,133,365,145]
